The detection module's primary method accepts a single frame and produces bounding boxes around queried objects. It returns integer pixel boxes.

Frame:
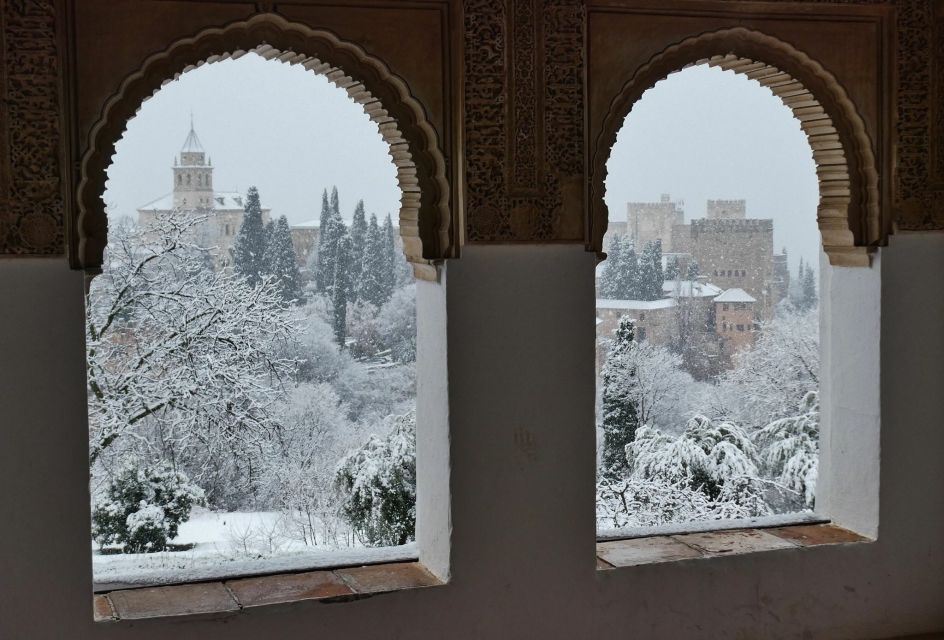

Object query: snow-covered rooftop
[663,280,723,298]
[596,298,677,310]
[714,288,757,303]
[137,190,258,212]
[293,219,321,229]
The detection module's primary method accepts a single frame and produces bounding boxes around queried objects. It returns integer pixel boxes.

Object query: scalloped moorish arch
[74,14,452,280]
[591,27,884,268]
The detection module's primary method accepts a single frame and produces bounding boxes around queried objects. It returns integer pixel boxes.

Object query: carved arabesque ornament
[0,0,64,256]
[464,0,586,244]
[74,13,452,280]
[591,27,883,267]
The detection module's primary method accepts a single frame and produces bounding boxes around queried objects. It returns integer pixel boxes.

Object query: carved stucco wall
[0,0,942,256]
[464,0,586,243]
[0,0,64,255]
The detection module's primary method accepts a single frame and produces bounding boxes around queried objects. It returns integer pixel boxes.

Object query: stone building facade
[139,123,320,272]
[622,196,788,320]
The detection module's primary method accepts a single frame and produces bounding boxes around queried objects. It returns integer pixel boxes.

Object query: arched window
[86,41,445,594]
[596,62,822,535]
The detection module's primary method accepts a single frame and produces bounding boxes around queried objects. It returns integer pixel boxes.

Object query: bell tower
[172,116,214,210]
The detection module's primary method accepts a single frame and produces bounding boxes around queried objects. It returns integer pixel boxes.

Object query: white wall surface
[0,238,941,640]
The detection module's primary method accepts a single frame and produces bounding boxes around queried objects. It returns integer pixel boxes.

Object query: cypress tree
[316,186,346,296]
[349,200,368,301]
[233,186,267,287]
[315,189,332,293]
[263,215,302,304]
[381,214,397,301]
[600,317,640,478]
[332,232,353,347]
[359,213,387,307]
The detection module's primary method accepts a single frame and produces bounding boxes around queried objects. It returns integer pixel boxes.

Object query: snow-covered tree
[599,235,623,298]
[232,186,267,286]
[378,285,417,363]
[626,417,768,514]
[637,240,664,301]
[600,317,641,477]
[335,411,416,546]
[86,215,298,495]
[263,383,356,546]
[349,199,368,301]
[665,256,680,281]
[91,462,203,553]
[596,476,758,530]
[316,186,346,296]
[754,390,819,509]
[382,213,398,302]
[263,215,302,304]
[713,308,819,429]
[686,258,700,280]
[359,213,389,307]
[799,260,817,311]
[315,189,331,293]
[332,233,354,347]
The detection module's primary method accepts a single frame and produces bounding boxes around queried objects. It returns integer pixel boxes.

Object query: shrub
[92,463,204,553]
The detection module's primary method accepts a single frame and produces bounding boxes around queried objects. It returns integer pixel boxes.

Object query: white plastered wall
[0,237,942,640]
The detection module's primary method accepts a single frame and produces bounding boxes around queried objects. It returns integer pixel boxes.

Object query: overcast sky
[106,54,820,272]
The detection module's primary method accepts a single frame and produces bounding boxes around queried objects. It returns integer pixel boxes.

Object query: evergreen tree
[620,240,640,300]
[360,213,388,307]
[315,189,332,293]
[665,256,680,281]
[800,261,817,311]
[638,240,664,301]
[599,234,624,298]
[316,186,346,296]
[686,258,700,280]
[600,317,641,478]
[381,214,398,301]
[332,232,353,347]
[232,186,267,287]
[263,215,302,304]
[349,200,368,301]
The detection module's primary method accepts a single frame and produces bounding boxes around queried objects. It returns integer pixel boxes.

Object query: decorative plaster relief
[0,0,64,256]
[464,0,585,243]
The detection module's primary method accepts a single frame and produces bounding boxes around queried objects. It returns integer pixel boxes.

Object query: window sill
[596,523,868,570]
[93,561,443,622]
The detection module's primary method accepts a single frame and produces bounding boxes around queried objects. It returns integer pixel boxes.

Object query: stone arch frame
[591,27,884,267]
[74,13,452,279]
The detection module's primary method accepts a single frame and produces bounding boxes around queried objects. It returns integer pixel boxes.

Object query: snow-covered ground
[92,508,417,590]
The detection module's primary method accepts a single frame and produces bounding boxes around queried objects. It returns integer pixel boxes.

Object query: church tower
[172,118,214,210]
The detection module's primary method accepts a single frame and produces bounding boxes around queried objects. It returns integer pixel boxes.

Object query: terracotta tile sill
[596,523,868,570]
[93,561,443,622]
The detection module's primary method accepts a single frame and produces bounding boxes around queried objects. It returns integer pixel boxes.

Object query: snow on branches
[86,214,300,480]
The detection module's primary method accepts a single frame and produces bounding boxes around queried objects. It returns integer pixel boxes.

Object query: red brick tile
[597,536,703,567]
[107,582,238,620]
[93,594,115,622]
[768,523,868,547]
[335,562,441,594]
[673,529,798,556]
[226,570,352,608]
